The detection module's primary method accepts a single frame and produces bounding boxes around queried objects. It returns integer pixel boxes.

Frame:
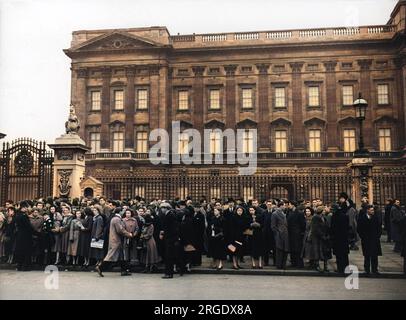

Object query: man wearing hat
[159,202,182,279]
[14,201,33,271]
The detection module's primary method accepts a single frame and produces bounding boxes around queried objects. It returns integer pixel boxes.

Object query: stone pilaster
[357,59,373,148]
[323,61,338,151]
[125,66,135,149]
[100,67,112,150]
[290,62,305,150]
[256,63,270,150]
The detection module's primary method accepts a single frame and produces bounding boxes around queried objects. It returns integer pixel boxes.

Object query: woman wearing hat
[140,214,160,273]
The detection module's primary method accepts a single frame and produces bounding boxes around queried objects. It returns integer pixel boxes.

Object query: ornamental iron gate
[0,138,54,204]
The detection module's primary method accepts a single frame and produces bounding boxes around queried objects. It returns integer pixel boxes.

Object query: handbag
[243,229,253,236]
[227,244,236,253]
[90,238,104,249]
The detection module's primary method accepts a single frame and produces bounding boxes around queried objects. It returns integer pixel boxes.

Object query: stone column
[256,64,270,151]
[290,62,305,150]
[73,68,88,140]
[100,67,112,150]
[350,157,374,208]
[394,55,406,153]
[323,61,338,151]
[223,65,237,131]
[125,66,135,149]
[192,66,206,134]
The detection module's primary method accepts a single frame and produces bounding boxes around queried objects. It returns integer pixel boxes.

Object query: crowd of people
[0,193,405,278]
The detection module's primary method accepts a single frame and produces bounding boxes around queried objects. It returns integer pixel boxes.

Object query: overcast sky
[0,0,399,143]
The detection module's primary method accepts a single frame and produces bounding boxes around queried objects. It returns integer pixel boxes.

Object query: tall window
[242,131,254,154]
[342,85,354,106]
[243,186,254,202]
[274,87,286,108]
[308,86,320,107]
[275,130,287,153]
[209,89,220,110]
[242,88,253,109]
[343,129,356,152]
[89,132,100,153]
[113,90,124,110]
[178,133,189,155]
[209,131,221,154]
[112,131,124,152]
[308,129,321,152]
[377,84,389,105]
[178,90,189,110]
[137,89,148,110]
[136,131,148,153]
[90,91,101,110]
[379,128,391,151]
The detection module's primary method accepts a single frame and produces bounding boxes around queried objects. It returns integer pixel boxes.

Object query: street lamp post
[353,93,369,157]
[350,93,373,207]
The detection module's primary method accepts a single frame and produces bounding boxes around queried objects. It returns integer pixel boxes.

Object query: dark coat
[180,211,198,249]
[78,215,93,258]
[249,212,265,258]
[302,214,325,260]
[390,205,403,242]
[208,215,226,260]
[271,208,290,252]
[263,209,275,251]
[161,209,181,260]
[400,216,406,258]
[357,213,382,257]
[4,215,16,256]
[90,214,104,260]
[192,209,206,252]
[14,211,33,257]
[287,209,306,254]
[331,206,350,257]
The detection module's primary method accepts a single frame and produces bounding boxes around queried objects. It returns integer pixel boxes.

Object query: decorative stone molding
[76,68,88,78]
[289,62,304,73]
[224,64,238,76]
[323,61,337,72]
[255,63,270,75]
[192,66,206,77]
[58,169,72,197]
[57,150,74,160]
[357,59,373,71]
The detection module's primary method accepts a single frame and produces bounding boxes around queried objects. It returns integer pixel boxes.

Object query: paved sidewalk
[1,240,404,278]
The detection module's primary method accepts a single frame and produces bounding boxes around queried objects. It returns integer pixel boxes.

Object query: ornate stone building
[64,1,406,203]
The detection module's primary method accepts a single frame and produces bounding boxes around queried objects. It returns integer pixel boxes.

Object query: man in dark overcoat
[287,201,306,268]
[160,202,182,279]
[271,201,290,269]
[357,205,382,275]
[331,196,350,274]
[14,201,33,271]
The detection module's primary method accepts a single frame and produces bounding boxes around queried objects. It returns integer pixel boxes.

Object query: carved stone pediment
[67,31,167,54]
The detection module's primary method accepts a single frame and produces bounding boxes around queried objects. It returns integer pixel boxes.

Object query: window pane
[342,86,353,106]
[209,89,220,109]
[178,91,189,110]
[275,87,286,108]
[379,128,391,151]
[137,89,148,109]
[90,133,100,153]
[377,84,389,105]
[308,86,320,107]
[210,131,221,154]
[309,129,321,152]
[243,131,253,153]
[91,91,101,110]
[113,132,124,152]
[178,133,189,154]
[114,90,124,110]
[343,129,356,152]
[137,131,148,153]
[242,88,253,109]
[275,130,287,153]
